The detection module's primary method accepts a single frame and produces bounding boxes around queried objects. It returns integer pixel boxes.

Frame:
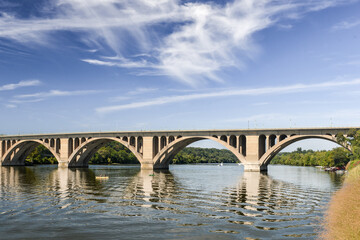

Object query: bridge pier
[243,163,268,172]
[141,162,169,170]
[58,162,69,168]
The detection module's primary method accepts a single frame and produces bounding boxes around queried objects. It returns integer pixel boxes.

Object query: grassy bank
[321,164,360,239]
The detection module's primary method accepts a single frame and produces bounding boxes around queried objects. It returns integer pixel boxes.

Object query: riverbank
[321,164,360,239]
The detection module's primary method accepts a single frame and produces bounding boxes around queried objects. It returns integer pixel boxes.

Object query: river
[0,164,343,239]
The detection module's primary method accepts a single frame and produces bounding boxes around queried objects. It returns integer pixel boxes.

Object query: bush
[345,160,360,171]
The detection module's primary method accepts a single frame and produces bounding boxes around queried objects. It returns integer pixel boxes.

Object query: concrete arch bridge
[0,127,354,172]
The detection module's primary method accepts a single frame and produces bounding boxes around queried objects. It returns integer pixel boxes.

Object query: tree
[337,129,360,161]
[26,145,57,164]
[332,148,350,167]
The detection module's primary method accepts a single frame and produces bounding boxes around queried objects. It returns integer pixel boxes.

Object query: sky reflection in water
[0,165,343,240]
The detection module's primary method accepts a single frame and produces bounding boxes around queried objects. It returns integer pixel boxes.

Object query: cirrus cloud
[0,80,41,91]
[0,0,351,86]
[96,78,360,114]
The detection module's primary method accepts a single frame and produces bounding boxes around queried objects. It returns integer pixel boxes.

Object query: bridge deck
[0,127,356,140]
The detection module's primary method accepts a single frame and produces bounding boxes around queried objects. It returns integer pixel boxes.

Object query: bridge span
[0,127,355,172]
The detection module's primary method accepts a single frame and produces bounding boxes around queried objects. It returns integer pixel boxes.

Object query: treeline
[25,144,350,167]
[171,147,238,164]
[89,141,138,164]
[25,142,138,165]
[271,147,350,167]
[26,145,58,164]
[25,144,238,165]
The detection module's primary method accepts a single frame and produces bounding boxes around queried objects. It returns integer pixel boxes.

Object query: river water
[0,164,343,240]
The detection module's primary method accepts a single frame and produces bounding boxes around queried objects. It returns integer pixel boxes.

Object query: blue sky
[1,0,360,150]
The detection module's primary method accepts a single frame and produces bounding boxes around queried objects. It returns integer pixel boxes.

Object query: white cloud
[9,98,44,104]
[277,24,293,30]
[14,89,100,99]
[0,80,41,91]
[0,0,348,86]
[96,78,360,113]
[252,102,269,106]
[336,60,360,66]
[82,58,150,68]
[107,87,157,103]
[7,89,101,108]
[108,96,132,102]
[86,49,98,53]
[224,110,360,129]
[332,19,360,30]
[128,87,158,95]
[4,104,17,109]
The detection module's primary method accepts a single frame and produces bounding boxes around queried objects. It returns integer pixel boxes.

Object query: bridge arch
[1,140,60,166]
[168,136,175,144]
[152,136,247,168]
[67,137,143,167]
[259,135,349,167]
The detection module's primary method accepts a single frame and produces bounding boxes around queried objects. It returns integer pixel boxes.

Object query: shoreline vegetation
[25,145,350,168]
[25,144,240,165]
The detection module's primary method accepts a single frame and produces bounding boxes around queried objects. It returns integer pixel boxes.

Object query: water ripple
[0,165,342,239]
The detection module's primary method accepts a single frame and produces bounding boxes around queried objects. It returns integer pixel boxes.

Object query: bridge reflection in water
[0,165,341,239]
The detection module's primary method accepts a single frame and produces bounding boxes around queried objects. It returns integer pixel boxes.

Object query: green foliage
[25,142,138,165]
[171,147,238,164]
[88,143,237,165]
[332,147,350,167]
[26,145,58,164]
[271,147,350,167]
[89,141,138,164]
[336,129,360,161]
[25,133,359,167]
[346,160,360,171]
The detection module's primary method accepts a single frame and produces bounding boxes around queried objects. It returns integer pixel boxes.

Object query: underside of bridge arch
[1,140,60,166]
[67,137,143,168]
[151,136,246,170]
[259,135,348,168]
